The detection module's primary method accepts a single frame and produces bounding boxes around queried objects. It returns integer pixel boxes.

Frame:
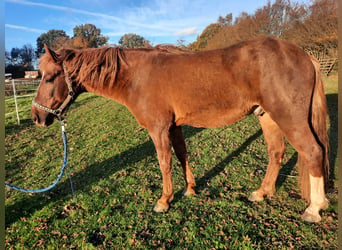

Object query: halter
[32,61,74,118]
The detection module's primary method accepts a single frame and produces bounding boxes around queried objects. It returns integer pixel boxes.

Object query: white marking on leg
[303,174,328,222]
[309,174,326,207]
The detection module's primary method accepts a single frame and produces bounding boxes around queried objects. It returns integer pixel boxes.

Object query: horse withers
[31,37,329,222]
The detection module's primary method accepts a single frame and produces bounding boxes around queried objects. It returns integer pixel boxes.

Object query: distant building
[25,71,38,79]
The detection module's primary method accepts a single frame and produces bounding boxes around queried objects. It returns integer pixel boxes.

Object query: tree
[234,12,249,25]
[177,38,187,48]
[281,0,337,54]
[50,36,70,51]
[73,23,108,48]
[218,13,233,27]
[10,47,21,63]
[36,29,70,56]
[5,44,36,77]
[68,36,91,49]
[118,33,150,49]
[191,0,337,55]
[189,23,222,50]
[5,50,11,66]
[20,44,35,66]
[7,44,36,67]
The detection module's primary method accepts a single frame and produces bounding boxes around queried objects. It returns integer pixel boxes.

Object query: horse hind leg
[169,125,196,196]
[249,113,285,201]
[293,135,329,222]
[270,119,328,222]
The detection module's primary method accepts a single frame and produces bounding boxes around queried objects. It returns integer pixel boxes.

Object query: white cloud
[6,0,176,31]
[5,0,240,44]
[5,24,45,33]
[174,27,197,36]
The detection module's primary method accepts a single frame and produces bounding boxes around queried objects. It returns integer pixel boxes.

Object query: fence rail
[318,58,338,76]
[5,79,40,96]
[5,79,40,124]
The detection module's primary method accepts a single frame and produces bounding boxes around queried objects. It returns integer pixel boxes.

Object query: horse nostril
[31,113,39,124]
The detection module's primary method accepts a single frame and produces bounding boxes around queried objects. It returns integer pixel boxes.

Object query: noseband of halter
[32,61,74,118]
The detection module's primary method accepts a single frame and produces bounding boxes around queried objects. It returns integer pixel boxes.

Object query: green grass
[5,76,338,249]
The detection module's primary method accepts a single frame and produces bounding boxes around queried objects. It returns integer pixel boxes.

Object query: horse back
[124,37,314,129]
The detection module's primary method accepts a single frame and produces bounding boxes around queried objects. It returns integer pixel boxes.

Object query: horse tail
[299,56,330,201]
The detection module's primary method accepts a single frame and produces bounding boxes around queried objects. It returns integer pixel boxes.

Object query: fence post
[11,79,20,124]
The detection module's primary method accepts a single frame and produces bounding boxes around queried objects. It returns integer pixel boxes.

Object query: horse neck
[75,48,132,105]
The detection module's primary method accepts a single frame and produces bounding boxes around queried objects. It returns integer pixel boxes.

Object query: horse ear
[43,44,60,63]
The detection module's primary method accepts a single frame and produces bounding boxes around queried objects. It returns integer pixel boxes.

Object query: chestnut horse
[31,37,329,222]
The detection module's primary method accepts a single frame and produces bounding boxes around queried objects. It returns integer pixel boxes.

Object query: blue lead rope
[5,120,74,198]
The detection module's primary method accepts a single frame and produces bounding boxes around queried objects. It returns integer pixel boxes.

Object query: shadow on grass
[5,119,34,135]
[70,94,102,109]
[5,126,203,226]
[172,129,263,204]
[326,94,337,190]
[196,129,263,192]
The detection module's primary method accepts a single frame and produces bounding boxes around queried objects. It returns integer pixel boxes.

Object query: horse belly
[174,106,247,128]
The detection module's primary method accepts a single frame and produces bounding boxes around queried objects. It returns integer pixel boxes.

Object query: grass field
[5,75,338,249]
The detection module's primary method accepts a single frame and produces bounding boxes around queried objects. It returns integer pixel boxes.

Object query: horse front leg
[169,124,196,196]
[149,128,174,212]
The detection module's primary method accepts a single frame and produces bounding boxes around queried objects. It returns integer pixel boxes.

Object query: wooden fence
[318,58,338,76]
[5,79,40,124]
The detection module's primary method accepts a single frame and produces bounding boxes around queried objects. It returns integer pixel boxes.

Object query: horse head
[31,45,75,127]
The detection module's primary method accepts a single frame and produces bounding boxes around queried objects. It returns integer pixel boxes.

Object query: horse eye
[45,76,55,83]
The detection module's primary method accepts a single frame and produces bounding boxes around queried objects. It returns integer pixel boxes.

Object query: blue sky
[5,0,307,51]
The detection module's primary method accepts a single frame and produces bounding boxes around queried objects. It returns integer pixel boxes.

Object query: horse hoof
[302,212,321,223]
[153,202,169,213]
[248,191,264,202]
[321,199,329,210]
[183,188,196,196]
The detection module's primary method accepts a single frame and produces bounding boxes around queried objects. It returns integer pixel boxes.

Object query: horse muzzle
[31,107,55,127]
